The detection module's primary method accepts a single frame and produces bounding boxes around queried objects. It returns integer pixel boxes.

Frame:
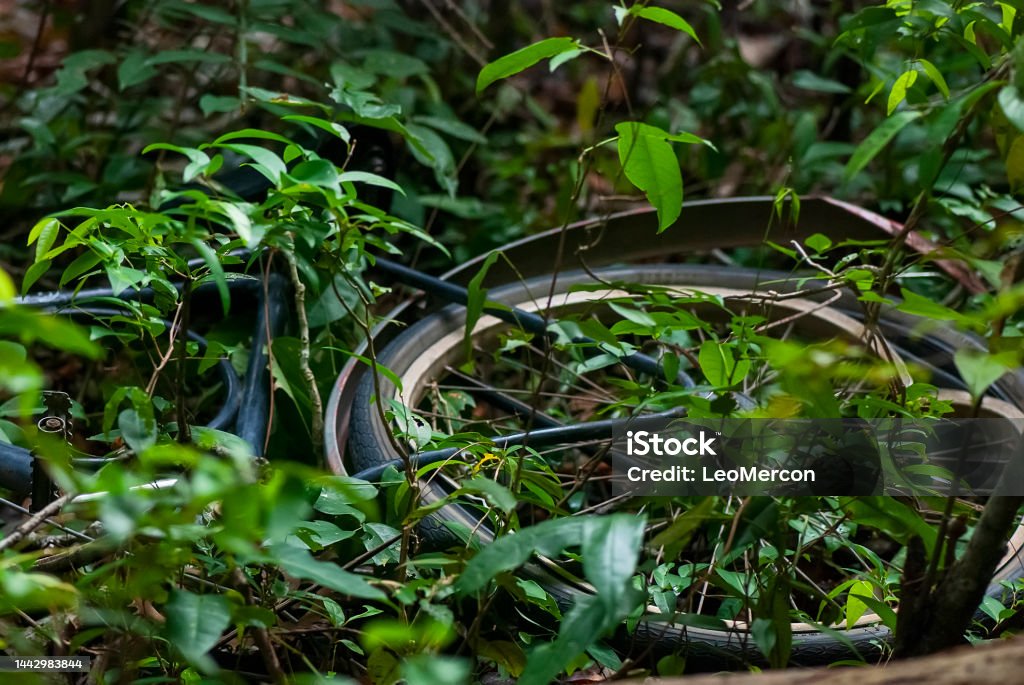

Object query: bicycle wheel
[346,263,1024,667]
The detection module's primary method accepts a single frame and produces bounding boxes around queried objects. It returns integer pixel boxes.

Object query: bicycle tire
[347,264,1024,667]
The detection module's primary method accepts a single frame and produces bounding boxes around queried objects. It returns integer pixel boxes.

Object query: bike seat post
[31,391,72,512]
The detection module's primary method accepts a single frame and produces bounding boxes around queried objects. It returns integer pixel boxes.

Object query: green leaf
[214,143,287,185]
[751,617,777,660]
[476,37,580,93]
[141,143,213,183]
[887,70,918,115]
[189,238,229,315]
[980,595,1008,622]
[845,579,873,629]
[792,70,851,94]
[147,49,231,68]
[0,269,15,304]
[615,122,684,232]
[403,655,471,685]
[649,498,715,559]
[406,123,457,196]
[288,520,355,550]
[315,476,378,512]
[59,250,101,287]
[581,515,645,599]
[456,517,590,595]
[917,58,949,99]
[412,115,487,144]
[0,571,77,613]
[608,301,656,327]
[199,95,240,116]
[21,260,51,294]
[844,110,922,181]
[0,344,40,397]
[1005,135,1024,192]
[896,288,965,323]
[361,49,430,78]
[161,2,237,25]
[698,340,749,387]
[474,639,526,676]
[338,171,406,196]
[164,590,231,667]
[289,158,340,190]
[118,51,157,90]
[838,497,935,548]
[212,129,295,146]
[28,218,61,263]
[999,85,1024,133]
[118,408,156,453]
[628,6,700,44]
[954,348,1016,399]
[549,48,585,72]
[281,114,351,143]
[51,50,114,95]
[850,589,896,630]
[0,309,100,358]
[463,251,501,368]
[459,477,517,514]
[271,544,385,600]
[804,233,832,253]
[209,200,260,248]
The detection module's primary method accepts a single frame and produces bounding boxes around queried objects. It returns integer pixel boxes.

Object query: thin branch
[0,494,72,552]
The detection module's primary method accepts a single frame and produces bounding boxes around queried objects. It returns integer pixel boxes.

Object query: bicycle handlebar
[0,442,33,497]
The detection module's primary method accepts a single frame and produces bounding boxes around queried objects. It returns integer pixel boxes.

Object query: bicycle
[327,197,1024,667]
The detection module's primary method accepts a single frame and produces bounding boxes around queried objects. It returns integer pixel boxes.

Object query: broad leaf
[845,579,873,629]
[463,251,501,368]
[271,544,385,600]
[118,408,157,453]
[476,37,580,93]
[338,170,406,195]
[917,58,949,98]
[28,218,61,263]
[0,268,14,303]
[164,590,231,667]
[698,340,749,387]
[887,69,918,115]
[954,348,1016,399]
[999,85,1024,133]
[838,497,935,548]
[459,477,517,514]
[455,517,590,595]
[844,110,922,181]
[615,122,684,232]
[628,6,700,44]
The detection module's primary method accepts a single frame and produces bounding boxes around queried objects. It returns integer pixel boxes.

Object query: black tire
[347,264,1024,667]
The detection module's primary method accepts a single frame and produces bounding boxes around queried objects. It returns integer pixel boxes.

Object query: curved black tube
[235,273,289,456]
[350,408,687,483]
[52,307,241,432]
[18,273,263,309]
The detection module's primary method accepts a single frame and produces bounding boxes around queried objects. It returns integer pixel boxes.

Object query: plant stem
[284,239,324,460]
[176,278,192,443]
